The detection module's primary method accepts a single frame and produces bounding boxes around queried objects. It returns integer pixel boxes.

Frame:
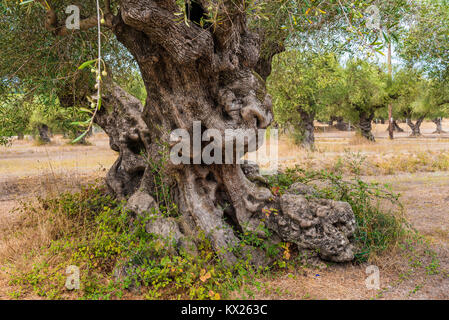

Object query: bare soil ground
[0,123,448,299]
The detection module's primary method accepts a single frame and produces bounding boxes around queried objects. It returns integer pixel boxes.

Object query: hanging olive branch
[71,0,105,144]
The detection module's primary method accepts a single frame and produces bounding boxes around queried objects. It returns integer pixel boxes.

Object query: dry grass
[275,123,449,176]
[0,133,114,299]
[348,133,376,146]
[0,171,105,299]
[0,199,71,289]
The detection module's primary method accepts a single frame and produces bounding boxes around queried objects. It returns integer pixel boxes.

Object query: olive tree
[268,51,341,148]
[0,94,33,144]
[339,59,388,141]
[399,0,449,134]
[1,0,409,263]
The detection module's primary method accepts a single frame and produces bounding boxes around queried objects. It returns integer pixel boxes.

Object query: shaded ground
[0,128,448,299]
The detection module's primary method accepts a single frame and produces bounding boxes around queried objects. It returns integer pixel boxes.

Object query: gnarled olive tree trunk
[432,118,446,134]
[332,116,352,131]
[37,124,51,143]
[358,112,375,141]
[298,108,315,149]
[94,0,356,264]
[407,117,425,137]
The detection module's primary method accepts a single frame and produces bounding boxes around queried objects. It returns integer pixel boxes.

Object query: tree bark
[432,118,446,134]
[37,124,51,143]
[393,120,404,132]
[387,120,404,132]
[297,108,315,149]
[407,117,425,137]
[93,1,357,264]
[359,112,375,141]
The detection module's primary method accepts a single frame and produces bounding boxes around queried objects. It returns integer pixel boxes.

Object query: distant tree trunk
[17,132,24,140]
[359,112,375,141]
[297,108,315,149]
[393,120,404,132]
[432,118,446,134]
[37,124,51,143]
[328,115,337,126]
[379,117,385,124]
[387,120,404,132]
[335,117,351,131]
[407,117,425,136]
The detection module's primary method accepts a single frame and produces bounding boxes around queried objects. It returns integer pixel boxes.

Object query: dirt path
[0,134,448,299]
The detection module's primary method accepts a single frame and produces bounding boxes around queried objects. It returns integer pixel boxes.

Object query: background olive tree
[268,51,342,148]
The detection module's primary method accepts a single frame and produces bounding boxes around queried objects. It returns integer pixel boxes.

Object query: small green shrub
[7,184,274,300]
